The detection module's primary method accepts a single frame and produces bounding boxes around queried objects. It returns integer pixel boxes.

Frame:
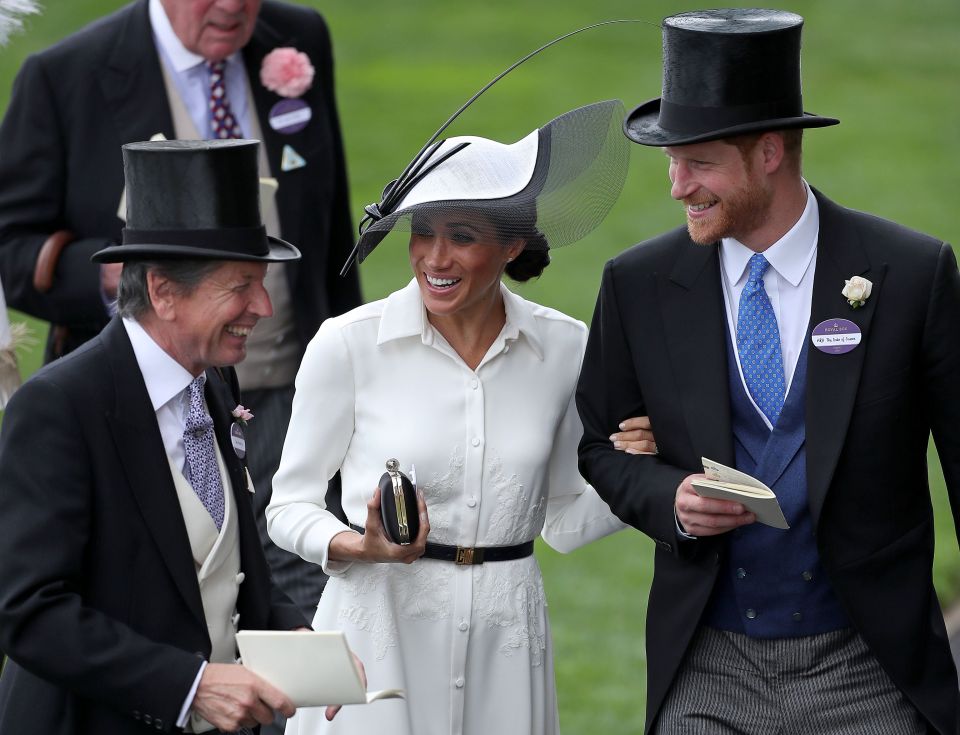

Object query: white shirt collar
[377,278,544,360]
[720,181,819,287]
[500,283,544,360]
[149,0,239,72]
[122,317,196,412]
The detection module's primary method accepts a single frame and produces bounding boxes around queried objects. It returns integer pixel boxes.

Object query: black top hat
[624,8,839,147]
[92,139,300,263]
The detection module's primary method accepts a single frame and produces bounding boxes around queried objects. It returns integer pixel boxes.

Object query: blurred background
[1,0,958,729]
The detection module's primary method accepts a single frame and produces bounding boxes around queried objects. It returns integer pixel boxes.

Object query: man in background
[0,0,362,620]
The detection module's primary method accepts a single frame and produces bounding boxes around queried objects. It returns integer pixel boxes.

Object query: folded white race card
[691,457,790,530]
[236,630,405,707]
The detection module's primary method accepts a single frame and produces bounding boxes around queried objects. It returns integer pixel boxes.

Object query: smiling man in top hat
[0,138,348,734]
[576,8,960,735]
[0,0,361,629]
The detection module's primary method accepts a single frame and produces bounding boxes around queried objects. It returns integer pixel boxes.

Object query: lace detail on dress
[473,561,547,666]
[394,562,454,621]
[338,561,454,660]
[421,447,464,544]
[484,451,547,545]
[339,591,396,661]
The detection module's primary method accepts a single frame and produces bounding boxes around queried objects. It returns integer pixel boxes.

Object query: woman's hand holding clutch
[329,487,430,564]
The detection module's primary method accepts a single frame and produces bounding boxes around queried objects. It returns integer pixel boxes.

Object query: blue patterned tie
[183,376,225,529]
[737,254,786,426]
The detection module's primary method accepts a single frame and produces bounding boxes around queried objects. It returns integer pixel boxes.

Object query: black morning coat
[0,319,308,734]
[577,190,960,735]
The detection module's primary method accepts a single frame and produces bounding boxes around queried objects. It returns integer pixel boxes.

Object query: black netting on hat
[353,100,629,263]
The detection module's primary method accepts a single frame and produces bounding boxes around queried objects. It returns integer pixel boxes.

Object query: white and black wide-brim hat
[624,8,839,147]
[345,99,630,271]
[93,139,300,263]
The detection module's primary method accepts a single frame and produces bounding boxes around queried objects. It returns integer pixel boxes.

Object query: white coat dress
[267,279,625,735]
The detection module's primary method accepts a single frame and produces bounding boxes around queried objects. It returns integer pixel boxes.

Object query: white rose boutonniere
[842,276,872,309]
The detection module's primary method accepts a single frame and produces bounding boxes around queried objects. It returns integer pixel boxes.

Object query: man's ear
[146,270,177,322]
[759,132,786,174]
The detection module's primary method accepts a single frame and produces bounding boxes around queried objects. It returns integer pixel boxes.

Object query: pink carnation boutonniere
[260,47,315,98]
[231,404,254,426]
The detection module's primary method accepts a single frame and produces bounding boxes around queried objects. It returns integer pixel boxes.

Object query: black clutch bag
[378,459,419,545]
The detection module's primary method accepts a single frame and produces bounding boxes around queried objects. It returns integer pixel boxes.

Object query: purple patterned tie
[183,376,225,529]
[206,60,243,140]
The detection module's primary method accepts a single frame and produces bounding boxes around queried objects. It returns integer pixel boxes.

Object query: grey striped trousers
[654,627,929,735]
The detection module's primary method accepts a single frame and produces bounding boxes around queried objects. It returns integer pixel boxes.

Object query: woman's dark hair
[485,202,550,283]
[504,236,550,282]
[487,200,551,282]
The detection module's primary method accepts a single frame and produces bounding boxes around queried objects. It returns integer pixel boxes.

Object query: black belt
[349,524,534,565]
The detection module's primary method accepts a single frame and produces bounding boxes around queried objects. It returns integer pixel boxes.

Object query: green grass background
[1,1,958,731]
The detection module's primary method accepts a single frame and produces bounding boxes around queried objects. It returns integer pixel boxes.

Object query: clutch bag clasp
[386,458,411,544]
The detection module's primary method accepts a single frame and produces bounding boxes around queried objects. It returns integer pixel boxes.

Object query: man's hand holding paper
[684,458,790,530]
[236,630,400,715]
[675,473,757,537]
[193,663,295,732]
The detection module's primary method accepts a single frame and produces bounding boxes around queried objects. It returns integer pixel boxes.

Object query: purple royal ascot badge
[229,405,251,459]
[811,318,862,354]
[268,98,312,135]
[230,422,246,459]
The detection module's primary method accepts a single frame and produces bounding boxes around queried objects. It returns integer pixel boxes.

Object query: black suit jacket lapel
[242,14,322,254]
[205,369,285,625]
[662,241,735,467]
[205,369,251,516]
[101,320,205,625]
[806,190,886,522]
[243,19,284,176]
[99,0,175,146]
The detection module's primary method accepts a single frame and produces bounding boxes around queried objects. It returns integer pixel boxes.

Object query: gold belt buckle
[455,547,475,565]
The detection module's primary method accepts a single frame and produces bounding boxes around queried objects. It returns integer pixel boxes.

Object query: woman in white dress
[267,100,652,735]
